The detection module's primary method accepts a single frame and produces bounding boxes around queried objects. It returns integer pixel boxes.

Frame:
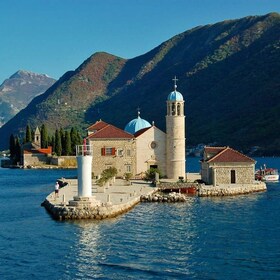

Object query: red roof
[24,146,52,155]
[206,146,255,163]
[87,120,109,131]
[87,124,134,139]
[204,146,227,155]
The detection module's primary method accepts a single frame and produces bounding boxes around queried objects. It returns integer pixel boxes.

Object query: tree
[40,124,48,148]
[144,168,162,182]
[14,136,21,164]
[25,125,32,143]
[51,135,55,153]
[96,167,118,186]
[70,127,82,155]
[64,130,72,156]
[54,129,62,156]
[9,134,16,160]
[9,134,21,165]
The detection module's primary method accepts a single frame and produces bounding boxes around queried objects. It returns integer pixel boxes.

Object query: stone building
[22,127,52,167]
[86,78,186,180]
[200,146,256,185]
[86,120,136,177]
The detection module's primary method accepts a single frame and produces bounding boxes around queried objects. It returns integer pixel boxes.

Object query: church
[86,78,186,180]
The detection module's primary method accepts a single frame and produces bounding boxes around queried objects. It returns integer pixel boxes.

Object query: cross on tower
[172,76,178,90]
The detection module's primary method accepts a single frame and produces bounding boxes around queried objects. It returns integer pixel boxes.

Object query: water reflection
[60,184,280,279]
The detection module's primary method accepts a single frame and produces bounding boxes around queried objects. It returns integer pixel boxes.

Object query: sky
[0,0,280,83]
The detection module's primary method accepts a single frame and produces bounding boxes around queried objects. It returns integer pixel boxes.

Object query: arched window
[177,103,181,115]
[172,103,176,115]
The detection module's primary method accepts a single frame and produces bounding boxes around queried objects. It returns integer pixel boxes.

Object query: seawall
[198,182,267,197]
[42,179,157,220]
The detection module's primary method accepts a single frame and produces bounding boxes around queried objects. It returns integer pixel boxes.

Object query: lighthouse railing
[76,145,93,157]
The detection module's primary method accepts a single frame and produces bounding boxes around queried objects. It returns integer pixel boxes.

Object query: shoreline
[42,179,157,220]
[42,176,267,220]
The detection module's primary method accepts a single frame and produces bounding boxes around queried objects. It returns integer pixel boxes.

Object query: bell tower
[34,126,41,149]
[166,76,186,180]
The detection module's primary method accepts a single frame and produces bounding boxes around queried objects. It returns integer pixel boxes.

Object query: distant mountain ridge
[0,13,279,155]
[0,70,56,127]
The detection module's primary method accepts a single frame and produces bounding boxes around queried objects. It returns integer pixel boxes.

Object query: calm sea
[0,157,280,280]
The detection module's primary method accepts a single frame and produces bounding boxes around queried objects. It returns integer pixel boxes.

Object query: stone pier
[41,179,157,220]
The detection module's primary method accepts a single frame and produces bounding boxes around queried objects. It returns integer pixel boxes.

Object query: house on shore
[200,146,256,186]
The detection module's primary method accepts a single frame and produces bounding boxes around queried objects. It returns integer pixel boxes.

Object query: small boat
[255,164,279,182]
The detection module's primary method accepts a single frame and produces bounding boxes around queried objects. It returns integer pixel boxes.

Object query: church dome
[167,89,184,101]
[167,77,184,101]
[124,111,151,134]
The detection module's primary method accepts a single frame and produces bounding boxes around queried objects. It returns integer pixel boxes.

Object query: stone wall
[136,126,167,176]
[23,153,50,167]
[50,156,77,167]
[89,139,136,177]
[215,164,254,184]
[202,162,255,185]
[42,196,141,220]
[198,182,266,196]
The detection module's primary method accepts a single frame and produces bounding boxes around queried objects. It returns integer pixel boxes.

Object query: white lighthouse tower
[69,140,98,207]
[166,76,186,180]
[76,140,93,197]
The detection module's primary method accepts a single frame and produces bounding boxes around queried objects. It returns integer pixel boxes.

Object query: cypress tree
[14,136,21,164]
[70,127,80,155]
[51,135,55,153]
[25,125,32,143]
[55,129,62,156]
[65,130,72,156]
[41,124,48,148]
[60,128,65,155]
[9,134,16,160]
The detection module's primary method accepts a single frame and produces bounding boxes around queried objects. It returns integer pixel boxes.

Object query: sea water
[0,158,280,279]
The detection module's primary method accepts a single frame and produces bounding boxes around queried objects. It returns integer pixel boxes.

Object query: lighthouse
[69,139,98,207]
[166,76,186,180]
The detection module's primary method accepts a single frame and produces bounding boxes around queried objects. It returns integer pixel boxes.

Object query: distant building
[86,78,186,180]
[201,146,256,185]
[22,127,52,167]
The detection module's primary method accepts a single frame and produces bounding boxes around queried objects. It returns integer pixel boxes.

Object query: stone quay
[41,179,157,220]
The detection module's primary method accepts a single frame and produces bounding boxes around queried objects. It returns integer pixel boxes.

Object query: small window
[117,149,123,156]
[101,147,116,156]
[126,165,131,172]
[126,149,131,156]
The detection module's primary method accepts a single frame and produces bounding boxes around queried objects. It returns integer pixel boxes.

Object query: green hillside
[0,13,279,155]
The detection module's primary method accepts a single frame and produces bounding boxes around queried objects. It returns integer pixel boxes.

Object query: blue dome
[167,90,184,101]
[124,114,151,134]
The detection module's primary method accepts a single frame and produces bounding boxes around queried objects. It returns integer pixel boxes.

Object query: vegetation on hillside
[1,13,280,155]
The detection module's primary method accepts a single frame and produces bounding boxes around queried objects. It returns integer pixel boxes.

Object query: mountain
[0,70,56,127]
[0,13,279,155]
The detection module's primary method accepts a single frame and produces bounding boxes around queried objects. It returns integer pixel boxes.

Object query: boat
[255,164,279,182]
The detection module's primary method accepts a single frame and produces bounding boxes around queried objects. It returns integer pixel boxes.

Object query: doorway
[231,170,236,184]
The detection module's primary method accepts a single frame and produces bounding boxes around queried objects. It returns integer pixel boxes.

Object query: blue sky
[0,0,280,83]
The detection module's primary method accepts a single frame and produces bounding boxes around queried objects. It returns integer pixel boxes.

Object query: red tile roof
[87,120,109,131]
[87,124,134,139]
[204,146,227,155]
[206,147,255,163]
[24,146,52,155]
